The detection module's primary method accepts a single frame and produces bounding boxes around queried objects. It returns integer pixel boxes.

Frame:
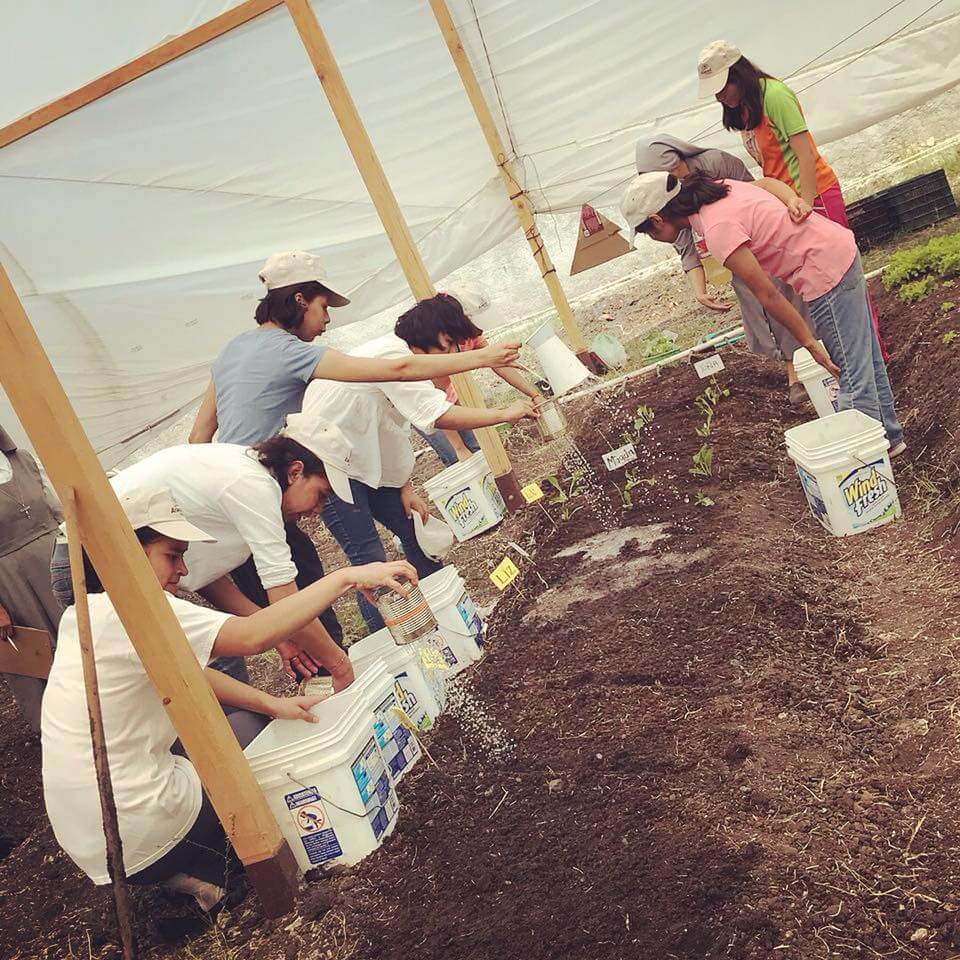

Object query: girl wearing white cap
[54,417,366,689]
[622,172,904,456]
[41,482,415,921]
[696,41,887,358]
[634,134,815,405]
[395,288,540,464]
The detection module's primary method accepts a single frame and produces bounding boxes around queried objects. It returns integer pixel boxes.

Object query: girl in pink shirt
[621,172,904,455]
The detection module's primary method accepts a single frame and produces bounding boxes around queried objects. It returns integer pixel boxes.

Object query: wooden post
[0,265,299,919]
[62,489,139,960]
[426,0,601,373]
[283,0,523,510]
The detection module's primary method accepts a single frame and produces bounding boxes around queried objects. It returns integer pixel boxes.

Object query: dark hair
[719,56,774,132]
[394,294,483,352]
[82,527,166,594]
[254,281,329,330]
[635,173,731,234]
[252,436,328,492]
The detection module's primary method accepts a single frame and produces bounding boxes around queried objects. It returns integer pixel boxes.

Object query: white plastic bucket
[785,410,901,537]
[349,629,444,731]
[342,659,422,785]
[244,681,399,872]
[527,320,591,396]
[793,345,840,418]
[420,567,484,675]
[423,451,507,542]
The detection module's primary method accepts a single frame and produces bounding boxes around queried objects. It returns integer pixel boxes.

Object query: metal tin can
[535,398,567,441]
[374,583,439,644]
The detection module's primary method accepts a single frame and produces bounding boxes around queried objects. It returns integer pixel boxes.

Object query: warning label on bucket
[283,786,343,865]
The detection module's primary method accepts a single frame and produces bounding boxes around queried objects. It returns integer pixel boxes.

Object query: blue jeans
[808,254,903,446]
[322,480,444,631]
[414,426,480,467]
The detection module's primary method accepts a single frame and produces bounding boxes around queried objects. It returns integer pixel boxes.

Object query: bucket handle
[850,447,897,487]
[284,770,370,820]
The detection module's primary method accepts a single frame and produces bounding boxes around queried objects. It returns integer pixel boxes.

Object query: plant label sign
[521,482,544,503]
[694,354,724,378]
[490,556,520,590]
[602,443,637,471]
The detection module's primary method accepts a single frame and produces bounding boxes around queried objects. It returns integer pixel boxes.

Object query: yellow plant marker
[521,482,544,503]
[490,556,520,590]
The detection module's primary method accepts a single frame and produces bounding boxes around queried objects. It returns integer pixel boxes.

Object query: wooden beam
[427,0,595,365]
[283,0,522,508]
[0,263,298,918]
[0,0,283,149]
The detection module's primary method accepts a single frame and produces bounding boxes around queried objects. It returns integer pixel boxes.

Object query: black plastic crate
[846,194,897,250]
[881,169,956,222]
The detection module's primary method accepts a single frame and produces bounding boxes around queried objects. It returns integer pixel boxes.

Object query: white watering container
[420,567,484,675]
[423,451,507,542]
[342,659,422,786]
[785,410,901,537]
[349,628,445,732]
[244,684,399,873]
[527,320,591,396]
[793,345,840,418]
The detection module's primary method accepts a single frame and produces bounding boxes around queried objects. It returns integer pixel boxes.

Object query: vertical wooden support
[427,0,600,372]
[0,265,299,919]
[62,489,139,960]
[283,0,523,510]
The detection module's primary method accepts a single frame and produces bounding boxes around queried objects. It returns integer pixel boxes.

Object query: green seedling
[621,404,656,447]
[883,231,960,290]
[618,471,658,510]
[695,491,715,508]
[944,330,959,345]
[545,470,587,521]
[942,301,956,312]
[898,276,937,303]
[690,444,714,478]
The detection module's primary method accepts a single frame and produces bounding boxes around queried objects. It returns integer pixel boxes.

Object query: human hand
[400,486,431,523]
[503,398,540,423]
[276,638,322,681]
[454,446,474,463]
[786,195,813,224]
[807,340,841,379]
[696,293,733,313]
[350,560,419,603]
[330,655,355,693]
[0,604,12,643]
[477,342,521,368]
[268,693,328,723]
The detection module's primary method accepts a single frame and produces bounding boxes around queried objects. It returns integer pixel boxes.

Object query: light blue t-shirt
[211,328,326,445]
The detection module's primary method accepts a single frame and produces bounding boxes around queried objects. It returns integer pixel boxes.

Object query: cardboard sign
[570,204,635,276]
[521,482,544,503]
[694,354,725,378]
[602,443,638,471]
[490,557,521,590]
[0,627,53,679]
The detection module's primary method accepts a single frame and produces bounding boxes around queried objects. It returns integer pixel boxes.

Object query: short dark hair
[394,294,483,352]
[252,436,328,492]
[635,173,731,234]
[719,56,774,132]
[82,527,166,594]
[254,281,330,330]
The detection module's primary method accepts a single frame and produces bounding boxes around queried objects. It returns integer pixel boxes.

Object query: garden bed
[2,258,960,958]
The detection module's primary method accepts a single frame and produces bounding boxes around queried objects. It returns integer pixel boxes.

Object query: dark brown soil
[3,264,960,959]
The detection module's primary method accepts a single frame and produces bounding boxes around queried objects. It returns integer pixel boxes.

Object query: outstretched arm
[204,668,326,723]
[312,343,520,383]
[435,398,539,431]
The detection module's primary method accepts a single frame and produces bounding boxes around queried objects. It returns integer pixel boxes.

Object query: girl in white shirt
[41,484,415,919]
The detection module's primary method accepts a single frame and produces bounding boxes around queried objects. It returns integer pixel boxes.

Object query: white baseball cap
[442,282,507,331]
[697,40,741,99]
[280,413,356,504]
[620,172,682,230]
[259,251,351,307]
[118,487,216,542]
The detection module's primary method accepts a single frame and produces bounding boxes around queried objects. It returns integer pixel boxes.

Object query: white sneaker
[888,440,907,459]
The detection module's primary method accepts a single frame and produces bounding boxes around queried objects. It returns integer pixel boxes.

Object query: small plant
[545,470,587,521]
[690,444,714,478]
[692,378,729,437]
[897,276,937,303]
[883,232,960,290]
[695,491,715,508]
[944,330,959,345]
[619,471,657,510]
[621,404,656,446]
[942,301,956,312]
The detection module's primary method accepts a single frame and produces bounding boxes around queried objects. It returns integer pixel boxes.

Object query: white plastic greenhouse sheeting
[2,0,960,464]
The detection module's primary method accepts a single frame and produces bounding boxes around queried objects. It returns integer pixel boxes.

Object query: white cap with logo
[620,172,682,231]
[118,487,216,542]
[442,282,507,331]
[280,414,356,505]
[259,251,351,307]
[697,39,742,99]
